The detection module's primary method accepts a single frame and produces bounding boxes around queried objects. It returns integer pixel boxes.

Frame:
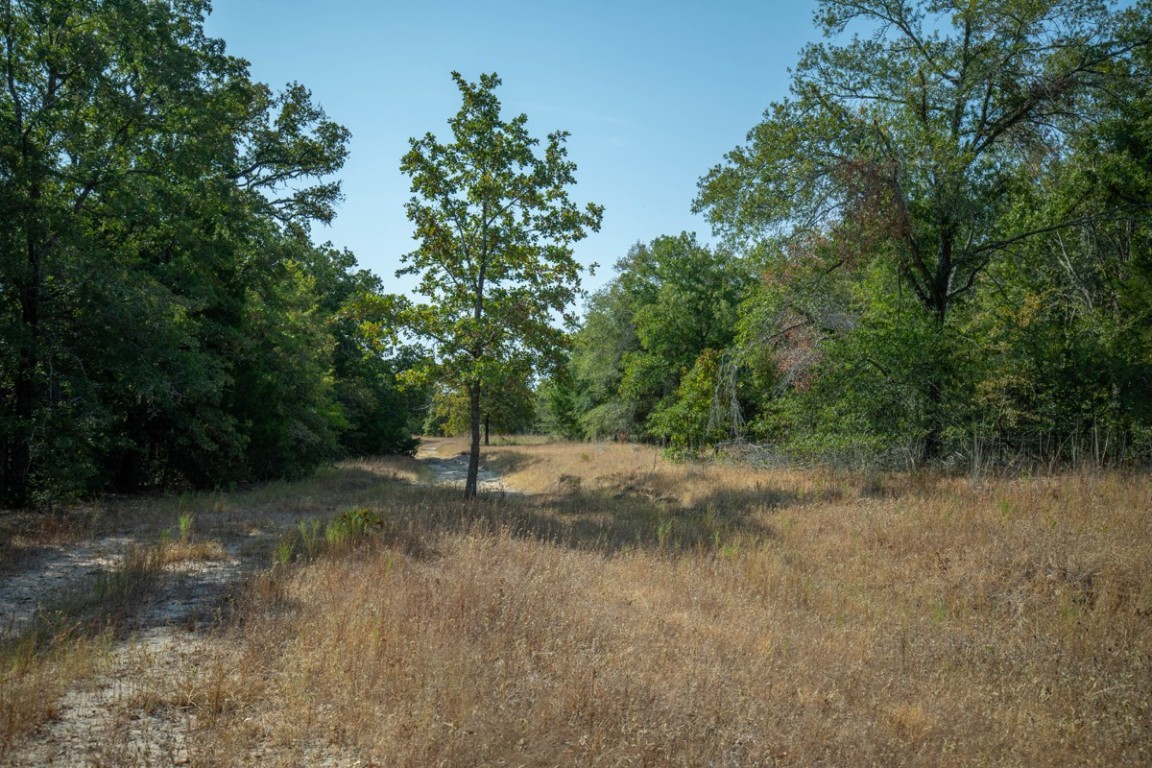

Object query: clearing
[1,439,1150,767]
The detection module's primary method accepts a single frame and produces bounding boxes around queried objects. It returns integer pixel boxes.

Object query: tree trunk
[923,373,945,461]
[919,227,954,462]
[484,412,490,446]
[465,379,482,499]
[5,187,43,508]
[7,333,36,507]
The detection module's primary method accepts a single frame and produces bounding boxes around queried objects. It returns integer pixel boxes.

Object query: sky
[203,1,822,297]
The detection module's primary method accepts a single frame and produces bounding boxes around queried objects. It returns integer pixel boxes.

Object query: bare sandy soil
[416,441,503,491]
[0,448,492,767]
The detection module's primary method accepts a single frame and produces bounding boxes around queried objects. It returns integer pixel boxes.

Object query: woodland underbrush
[2,442,1150,766]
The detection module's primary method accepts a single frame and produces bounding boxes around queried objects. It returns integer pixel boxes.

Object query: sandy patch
[1,450,502,767]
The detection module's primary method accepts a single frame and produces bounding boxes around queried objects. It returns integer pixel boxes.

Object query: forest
[3,0,1152,508]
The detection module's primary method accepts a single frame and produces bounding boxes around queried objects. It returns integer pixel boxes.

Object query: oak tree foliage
[396,72,602,497]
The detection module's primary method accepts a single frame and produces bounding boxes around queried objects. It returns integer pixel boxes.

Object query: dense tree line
[540,233,753,448]
[6,0,1151,507]
[0,0,419,506]
[546,0,1152,468]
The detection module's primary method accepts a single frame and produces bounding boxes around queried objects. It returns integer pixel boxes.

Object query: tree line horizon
[3,0,1151,506]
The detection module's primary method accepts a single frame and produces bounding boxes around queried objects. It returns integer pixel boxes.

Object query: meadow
[2,439,1150,766]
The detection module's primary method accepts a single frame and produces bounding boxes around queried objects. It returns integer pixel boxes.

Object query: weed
[324,520,348,550]
[298,518,323,560]
[322,507,382,553]
[274,537,296,567]
[341,506,383,534]
[178,512,194,542]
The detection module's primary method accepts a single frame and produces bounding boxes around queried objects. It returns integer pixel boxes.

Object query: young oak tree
[397,72,603,498]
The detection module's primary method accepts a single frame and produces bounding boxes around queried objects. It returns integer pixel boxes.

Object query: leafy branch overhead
[696,0,1142,324]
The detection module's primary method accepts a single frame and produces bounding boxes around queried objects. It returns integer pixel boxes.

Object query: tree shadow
[511,483,796,555]
[0,456,873,655]
[478,450,541,477]
[359,463,793,557]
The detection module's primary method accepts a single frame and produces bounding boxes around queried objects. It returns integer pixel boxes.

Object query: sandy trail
[420,455,504,490]
[0,447,504,767]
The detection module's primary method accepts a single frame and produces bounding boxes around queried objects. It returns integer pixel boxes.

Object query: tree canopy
[4,0,1152,508]
[543,0,1152,469]
[568,233,754,449]
[0,0,415,507]
[686,0,1152,462]
[697,0,1134,324]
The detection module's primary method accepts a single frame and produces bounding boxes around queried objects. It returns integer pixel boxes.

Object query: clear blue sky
[203,1,820,296]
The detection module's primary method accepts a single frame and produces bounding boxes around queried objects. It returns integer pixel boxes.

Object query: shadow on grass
[479,450,542,478]
[344,463,786,557]
[0,465,419,655]
[0,455,829,660]
[1,543,167,658]
[515,484,791,555]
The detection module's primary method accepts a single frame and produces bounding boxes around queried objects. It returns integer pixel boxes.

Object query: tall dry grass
[2,443,1149,766]
[181,443,1151,767]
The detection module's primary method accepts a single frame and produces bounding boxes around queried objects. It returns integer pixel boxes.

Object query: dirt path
[0,519,271,767]
[1,447,503,639]
[1,449,505,767]
[416,437,505,492]
[420,454,504,491]
[1,536,243,641]
[1,535,136,638]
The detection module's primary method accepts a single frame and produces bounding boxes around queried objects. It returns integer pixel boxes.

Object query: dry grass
[0,543,167,760]
[3,443,1151,766]
[0,627,109,755]
[196,444,1151,766]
